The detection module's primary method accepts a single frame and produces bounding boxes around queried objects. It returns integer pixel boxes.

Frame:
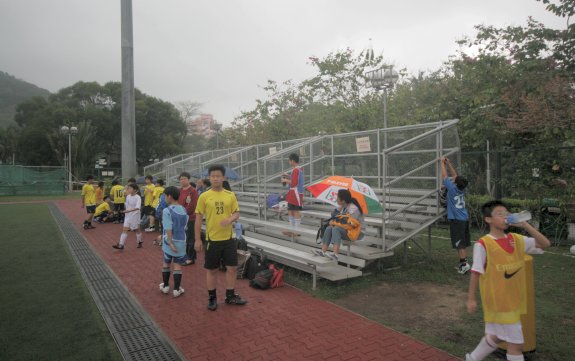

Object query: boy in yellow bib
[466,200,550,361]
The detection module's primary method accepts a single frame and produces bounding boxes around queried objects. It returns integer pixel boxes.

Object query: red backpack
[268,264,285,288]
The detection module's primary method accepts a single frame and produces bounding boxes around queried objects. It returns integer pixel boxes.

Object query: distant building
[187,114,220,137]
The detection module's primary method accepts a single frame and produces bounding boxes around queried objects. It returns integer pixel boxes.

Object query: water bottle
[234,222,243,239]
[505,210,531,225]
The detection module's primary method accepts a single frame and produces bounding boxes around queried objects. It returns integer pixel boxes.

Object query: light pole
[61,125,78,191]
[365,66,399,149]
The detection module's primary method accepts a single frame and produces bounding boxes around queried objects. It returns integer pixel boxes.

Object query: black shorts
[449,220,470,249]
[287,203,303,211]
[114,203,125,212]
[143,205,155,216]
[86,205,96,214]
[204,239,237,270]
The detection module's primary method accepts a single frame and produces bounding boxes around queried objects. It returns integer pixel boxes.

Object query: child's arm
[440,157,448,179]
[220,211,240,227]
[518,222,551,249]
[467,272,480,313]
[446,158,458,178]
[166,229,176,252]
[194,214,203,252]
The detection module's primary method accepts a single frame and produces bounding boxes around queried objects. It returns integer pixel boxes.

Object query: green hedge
[466,194,540,229]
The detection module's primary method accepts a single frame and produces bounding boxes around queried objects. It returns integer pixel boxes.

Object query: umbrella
[198,166,241,181]
[306,176,382,214]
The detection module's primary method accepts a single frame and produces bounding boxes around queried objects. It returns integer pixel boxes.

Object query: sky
[0,0,567,126]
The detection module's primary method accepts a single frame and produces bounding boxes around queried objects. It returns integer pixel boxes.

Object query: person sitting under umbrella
[313,189,365,261]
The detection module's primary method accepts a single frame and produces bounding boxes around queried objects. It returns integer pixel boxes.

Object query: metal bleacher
[144,120,461,289]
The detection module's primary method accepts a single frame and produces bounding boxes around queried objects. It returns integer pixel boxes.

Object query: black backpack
[236,236,249,251]
[245,251,267,280]
[249,268,274,290]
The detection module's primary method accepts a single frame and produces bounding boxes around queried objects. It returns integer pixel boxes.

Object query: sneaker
[225,293,247,306]
[144,227,155,233]
[458,262,471,274]
[112,244,124,250]
[312,249,325,257]
[87,224,96,229]
[137,241,143,248]
[159,283,169,294]
[173,287,185,298]
[208,297,218,311]
[83,223,88,229]
[465,353,476,361]
[326,252,339,261]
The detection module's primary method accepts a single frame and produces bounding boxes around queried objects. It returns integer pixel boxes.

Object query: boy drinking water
[465,200,550,361]
[159,186,189,298]
[112,183,143,250]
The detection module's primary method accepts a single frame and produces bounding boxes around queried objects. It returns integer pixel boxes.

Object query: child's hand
[467,298,477,314]
[169,243,177,252]
[220,218,231,227]
[194,240,203,252]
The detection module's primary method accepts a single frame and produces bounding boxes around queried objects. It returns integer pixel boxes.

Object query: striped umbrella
[306,176,382,214]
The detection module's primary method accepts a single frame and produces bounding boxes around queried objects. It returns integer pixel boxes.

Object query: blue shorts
[163,252,188,265]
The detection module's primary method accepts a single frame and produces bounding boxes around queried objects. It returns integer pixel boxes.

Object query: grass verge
[0,203,122,361]
[0,192,80,203]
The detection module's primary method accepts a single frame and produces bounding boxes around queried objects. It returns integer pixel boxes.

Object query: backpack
[249,268,274,289]
[269,264,285,288]
[236,236,249,251]
[245,251,267,280]
[236,250,251,279]
[266,193,281,208]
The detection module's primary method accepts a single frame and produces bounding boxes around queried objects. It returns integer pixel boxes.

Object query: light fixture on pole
[365,66,399,148]
[61,125,78,192]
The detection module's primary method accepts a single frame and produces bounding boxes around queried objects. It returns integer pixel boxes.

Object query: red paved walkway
[57,199,460,361]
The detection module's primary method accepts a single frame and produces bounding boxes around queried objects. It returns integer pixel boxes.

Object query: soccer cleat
[458,262,471,274]
[144,227,155,233]
[312,249,325,257]
[159,283,169,294]
[137,241,143,248]
[86,224,96,229]
[225,294,247,306]
[326,252,339,261]
[83,223,88,229]
[208,298,217,311]
[112,244,124,250]
[173,287,185,298]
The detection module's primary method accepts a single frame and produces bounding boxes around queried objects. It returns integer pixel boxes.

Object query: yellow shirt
[144,183,155,206]
[479,233,527,324]
[110,185,125,204]
[95,202,111,217]
[195,189,239,241]
[81,183,96,206]
[152,186,164,208]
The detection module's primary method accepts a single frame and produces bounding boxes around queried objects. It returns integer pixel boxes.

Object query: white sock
[288,216,294,227]
[136,232,142,243]
[470,336,498,361]
[119,232,128,246]
[507,354,524,361]
[294,218,301,229]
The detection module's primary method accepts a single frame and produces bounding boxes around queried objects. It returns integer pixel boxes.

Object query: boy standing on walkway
[81,175,96,229]
[465,200,550,361]
[179,172,198,266]
[440,156,471,274]
[146,179,165,232]
[159,186,189,298]
[143,175,155,229]
[284,153,304,235]
[110,179,125,223]
[112,183,143,250]
[195,164,247,311]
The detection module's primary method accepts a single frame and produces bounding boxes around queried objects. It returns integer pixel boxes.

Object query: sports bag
[331,214,362,241]
[269,264,285,288]
[236,250,251,279]
[245,251,267,280]
[249,268,274,289]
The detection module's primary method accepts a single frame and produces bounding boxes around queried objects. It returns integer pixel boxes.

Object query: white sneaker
[326,252,339,261]
[159,283,169,294]
[312,249,325,257]
[465,353,476,361]
[458,262,471,274]
[144,227,155,233]
[173,287,185,298]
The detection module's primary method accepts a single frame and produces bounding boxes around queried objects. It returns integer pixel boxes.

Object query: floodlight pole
[121,0,137,181]
[61,126,78,192]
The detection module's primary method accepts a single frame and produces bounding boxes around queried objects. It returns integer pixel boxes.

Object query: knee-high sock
[294,218,301,229]
[288,216,294,227]
[506,354,524,361]
[173,270,182,290]
[470,336,498,361]
[136,232,142,243]
[162,267,170,286]
[119,232,128,246]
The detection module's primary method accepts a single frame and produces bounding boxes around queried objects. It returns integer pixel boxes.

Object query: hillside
[0,71,51,127]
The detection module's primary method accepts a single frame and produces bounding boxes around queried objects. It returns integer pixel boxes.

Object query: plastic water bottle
[505,210,532,225]
[234,222,243,239]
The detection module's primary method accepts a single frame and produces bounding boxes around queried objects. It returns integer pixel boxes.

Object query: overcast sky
[0,0,566,126]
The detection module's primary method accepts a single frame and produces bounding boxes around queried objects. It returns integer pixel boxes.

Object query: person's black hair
[203,179,211,188]
[156,179,164,186]
[288,153,299,163]
[455,175,468,191]
[179,172,191,180]
[86,175,94,181]
[337,189,364,215]
[481,200,508,218]
[98,181,104,188]
[127,183,139,192]
[111,179,119,186]
[145,175,153,181]
[223,180,232,191]
[208,164,226,176]
[163,186,180,201]
[127,177,136,183]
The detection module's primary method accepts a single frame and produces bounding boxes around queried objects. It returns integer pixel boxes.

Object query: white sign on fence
[269,147,277,155]
[355,136,371,153]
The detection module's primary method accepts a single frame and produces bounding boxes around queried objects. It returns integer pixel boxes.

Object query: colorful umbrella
[306,176,382,214]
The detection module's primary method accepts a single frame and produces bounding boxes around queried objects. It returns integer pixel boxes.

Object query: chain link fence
[0,165,67,196]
